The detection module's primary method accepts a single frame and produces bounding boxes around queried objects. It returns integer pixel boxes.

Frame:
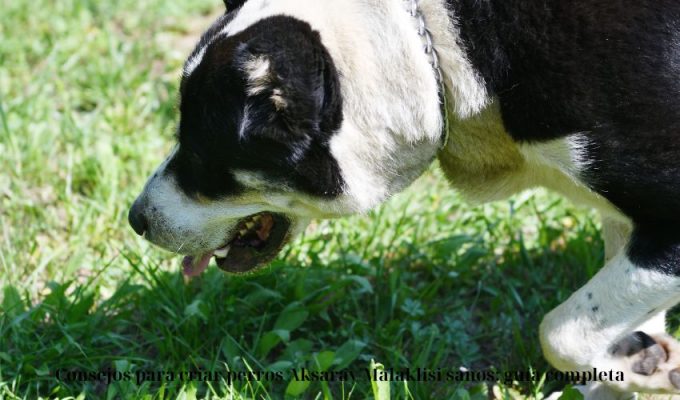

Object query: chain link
[407,0,450,147]
[409,0,444,91]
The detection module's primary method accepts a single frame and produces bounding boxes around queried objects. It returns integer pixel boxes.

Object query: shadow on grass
[1,223,605,399]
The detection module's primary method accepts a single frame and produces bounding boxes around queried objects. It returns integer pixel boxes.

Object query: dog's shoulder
[444,0,680,226]
[438,101,617,216]
[450,0,680,142]
[438,101,523,200]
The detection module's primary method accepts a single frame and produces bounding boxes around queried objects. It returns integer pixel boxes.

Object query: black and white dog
[128,0,680,397]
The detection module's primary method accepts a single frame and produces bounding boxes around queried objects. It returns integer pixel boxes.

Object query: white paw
[602,332,680,394]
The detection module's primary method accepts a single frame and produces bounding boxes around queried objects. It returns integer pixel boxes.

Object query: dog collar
[406,0,450,148]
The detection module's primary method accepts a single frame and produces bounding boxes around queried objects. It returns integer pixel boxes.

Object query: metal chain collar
[407,0,450,148]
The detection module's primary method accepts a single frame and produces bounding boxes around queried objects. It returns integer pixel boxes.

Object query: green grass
[0,0,645,398]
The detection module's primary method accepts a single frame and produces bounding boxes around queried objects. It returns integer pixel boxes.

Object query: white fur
[242,56,272,95]
[567,132,595,173]
[238,104,251,139]
[270,88,287,111]
[138,151,270,255]
[241,57,287,109]
[138,153,327,256]
[414,0,489,118]
[140,172,310,256]
[184,46,208,76]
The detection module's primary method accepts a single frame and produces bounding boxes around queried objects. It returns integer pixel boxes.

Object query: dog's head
[129,0,444,275]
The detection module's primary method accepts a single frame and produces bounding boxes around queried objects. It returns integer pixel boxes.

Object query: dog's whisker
[176,239,187,254]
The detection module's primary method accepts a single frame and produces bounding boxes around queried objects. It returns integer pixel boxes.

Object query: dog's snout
[128,199,148,236]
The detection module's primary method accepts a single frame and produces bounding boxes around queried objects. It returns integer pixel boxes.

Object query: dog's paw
[605,331,680,394]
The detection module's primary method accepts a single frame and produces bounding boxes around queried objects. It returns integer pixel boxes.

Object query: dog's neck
[408,0,489,119]
[323,0,492,210]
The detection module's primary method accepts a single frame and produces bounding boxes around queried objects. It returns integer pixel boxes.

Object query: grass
[0,0,655,398]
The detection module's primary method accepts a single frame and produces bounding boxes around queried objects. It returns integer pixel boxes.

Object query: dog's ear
[223,0,247,12]
[238,52,289,112]
[236,49,338,140]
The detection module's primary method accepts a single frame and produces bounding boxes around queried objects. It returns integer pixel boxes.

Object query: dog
[128,0,680,397]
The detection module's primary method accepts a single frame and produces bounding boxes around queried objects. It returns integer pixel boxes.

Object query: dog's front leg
[600,220,674,395]
[540,219,680,394]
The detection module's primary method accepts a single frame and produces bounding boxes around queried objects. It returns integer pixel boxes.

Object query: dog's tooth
[246,222,255,229]
[214,246,230,258]
[253,215,262,222]
[239,229,248,236]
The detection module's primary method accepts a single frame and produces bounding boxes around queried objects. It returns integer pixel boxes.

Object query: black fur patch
[450,0,680,142]
[169,16,344,200]
[451,0,680,271]
[223,0,247,12]
[629,227,680,274]
[185,12,238,69]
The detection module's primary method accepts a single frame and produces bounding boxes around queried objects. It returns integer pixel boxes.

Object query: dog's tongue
[182,254,212,277]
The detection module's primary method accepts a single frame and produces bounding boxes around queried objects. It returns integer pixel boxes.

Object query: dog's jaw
[182,212,293,275]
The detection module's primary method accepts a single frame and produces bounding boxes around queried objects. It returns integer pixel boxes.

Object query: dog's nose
[128,199,148,236]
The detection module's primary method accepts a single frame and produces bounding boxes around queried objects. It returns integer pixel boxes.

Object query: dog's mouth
[182,212,291,276]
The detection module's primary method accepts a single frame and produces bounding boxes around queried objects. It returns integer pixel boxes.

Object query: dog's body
[129,0,680,396]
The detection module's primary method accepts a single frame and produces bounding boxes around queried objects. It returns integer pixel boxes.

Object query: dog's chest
[438,101,525,202]
[437,101,623,219]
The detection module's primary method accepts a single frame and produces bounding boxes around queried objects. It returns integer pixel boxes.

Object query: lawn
[0,0,628,398]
